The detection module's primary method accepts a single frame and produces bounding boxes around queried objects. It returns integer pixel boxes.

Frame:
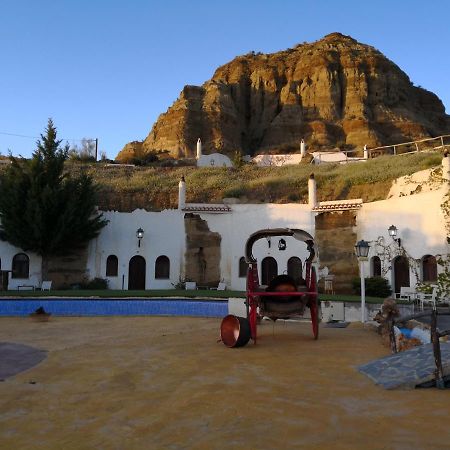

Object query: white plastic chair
[396,286,415,302]
[418,286,438,310]
[41,281,52,291]
[185,281,197,290]
[211,282,226,291]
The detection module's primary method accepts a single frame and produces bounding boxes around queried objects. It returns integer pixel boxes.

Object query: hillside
[85,152,442,212]
[117,33,450,162]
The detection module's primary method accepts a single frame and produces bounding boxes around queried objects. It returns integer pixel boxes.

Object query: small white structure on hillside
[312,151,365,165]
[252,153,303,167]
[195,138,233,168]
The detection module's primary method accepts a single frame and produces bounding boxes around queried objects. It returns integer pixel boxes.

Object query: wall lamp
[136,228,144,248]
[388,225,401,248]
[278,239,287,251]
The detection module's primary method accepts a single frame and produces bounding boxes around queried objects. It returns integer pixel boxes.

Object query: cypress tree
[0,119,108,281]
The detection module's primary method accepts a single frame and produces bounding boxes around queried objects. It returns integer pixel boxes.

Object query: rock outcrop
[117,33,450,160]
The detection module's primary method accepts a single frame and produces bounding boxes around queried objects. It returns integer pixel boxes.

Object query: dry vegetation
[2,152,442,212]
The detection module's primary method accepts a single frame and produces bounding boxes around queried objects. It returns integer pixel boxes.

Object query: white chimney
[308,173,317,208]
[300,139,306,157]
[196,138,202,160]
[442,151,450,182]
[178,176,186,210]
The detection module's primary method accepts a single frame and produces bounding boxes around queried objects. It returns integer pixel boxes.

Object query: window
[371,256,382,277]
[106,255,118,277]
[155,255,170,279]
[422,255,437,282]
[287,257,302,284]
[12,253,29,279]
[261,257,278,286]
[239,257,247,278]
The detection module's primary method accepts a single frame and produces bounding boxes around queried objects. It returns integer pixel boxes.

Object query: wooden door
[394,256,409,294]
[128,256,146,290]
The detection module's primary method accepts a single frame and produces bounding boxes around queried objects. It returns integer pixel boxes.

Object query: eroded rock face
[184,214,221,286]
[314,210,359,294]
[117,33,450,160]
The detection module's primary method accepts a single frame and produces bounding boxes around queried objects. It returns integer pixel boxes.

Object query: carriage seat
[261,275,309,320]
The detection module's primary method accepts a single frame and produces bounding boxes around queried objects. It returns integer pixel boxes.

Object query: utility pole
[95,138,98,161]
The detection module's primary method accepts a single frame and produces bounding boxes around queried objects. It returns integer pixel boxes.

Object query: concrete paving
[1,317,450,449]
[0,342,47,380]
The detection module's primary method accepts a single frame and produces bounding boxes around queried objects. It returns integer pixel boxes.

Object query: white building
[1,156,448,294]
[195,138,233,168]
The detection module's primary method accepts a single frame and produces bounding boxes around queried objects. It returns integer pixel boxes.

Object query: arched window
[106,255,118,277]
[155,255,170,279]
[371,256,382,277]
[422,255,437,282]
[239,257,247,278]
[12,253,29,279]
[287,257,303,284]
[261,257,278,286]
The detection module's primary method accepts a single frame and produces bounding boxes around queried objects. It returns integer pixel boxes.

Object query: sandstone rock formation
[117,33,450,160]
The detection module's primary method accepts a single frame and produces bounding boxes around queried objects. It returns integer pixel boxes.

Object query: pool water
[0,298,228,318]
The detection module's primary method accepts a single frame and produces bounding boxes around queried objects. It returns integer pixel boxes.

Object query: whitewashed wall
[197,153,233,168]
[356,186,449,290]
[86,209,185,290]
[194,204,315,290]
[0,239,41,290]
[1,165,447,292]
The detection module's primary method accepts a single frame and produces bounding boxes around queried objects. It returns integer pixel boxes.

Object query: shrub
[352,276,392,298]
[80,277,109,290]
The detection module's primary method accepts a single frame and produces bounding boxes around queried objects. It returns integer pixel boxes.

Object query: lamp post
[388,224,401,247]
[136,228,144,248]
[355,240,370,323]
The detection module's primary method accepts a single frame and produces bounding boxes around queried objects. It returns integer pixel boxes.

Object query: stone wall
[315,211,359,294]
[184,214,221,287]
[47,248,89,289]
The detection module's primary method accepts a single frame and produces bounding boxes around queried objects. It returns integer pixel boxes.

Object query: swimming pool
[0,298,228,318]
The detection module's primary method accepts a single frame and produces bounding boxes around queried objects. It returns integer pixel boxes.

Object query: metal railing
[367,134,450,159]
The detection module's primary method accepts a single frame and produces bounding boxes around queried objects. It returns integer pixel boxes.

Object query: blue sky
[1,0,449,159]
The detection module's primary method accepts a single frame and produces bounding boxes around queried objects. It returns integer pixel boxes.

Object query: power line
[0,131,95,142]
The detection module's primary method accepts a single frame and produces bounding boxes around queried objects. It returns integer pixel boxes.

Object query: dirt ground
[0,317,449,450]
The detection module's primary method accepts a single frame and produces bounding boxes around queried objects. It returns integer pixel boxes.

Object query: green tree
[0,119,108,281]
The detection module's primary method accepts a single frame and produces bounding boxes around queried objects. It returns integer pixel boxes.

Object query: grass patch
[78,152,442,210]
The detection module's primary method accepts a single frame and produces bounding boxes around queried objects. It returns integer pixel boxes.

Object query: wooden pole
[431,308,445,389]
[95,138,98,161]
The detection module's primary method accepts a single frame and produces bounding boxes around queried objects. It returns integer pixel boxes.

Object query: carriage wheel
[310,299,319,340]
[309,266,319,340]
[247,295,258,343]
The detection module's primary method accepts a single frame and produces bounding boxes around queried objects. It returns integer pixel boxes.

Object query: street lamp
[388,225,401,247]
[355,239,370,323]
[136,228,144,248]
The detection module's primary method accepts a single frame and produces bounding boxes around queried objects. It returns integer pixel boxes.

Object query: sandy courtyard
[0,317,449,450]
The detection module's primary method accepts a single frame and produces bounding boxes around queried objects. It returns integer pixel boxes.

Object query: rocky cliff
[117,33,450,160]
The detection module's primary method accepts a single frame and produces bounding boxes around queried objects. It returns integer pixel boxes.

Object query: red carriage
[221,228,319,347]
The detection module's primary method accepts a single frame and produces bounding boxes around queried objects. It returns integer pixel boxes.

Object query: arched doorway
[261,257,277,286]
[287,257,303,284]
[393,256,409,294]
[371,256,382,277]
[128,256,146,290]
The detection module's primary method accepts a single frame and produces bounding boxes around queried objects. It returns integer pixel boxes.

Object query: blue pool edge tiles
[0,298,228,318]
